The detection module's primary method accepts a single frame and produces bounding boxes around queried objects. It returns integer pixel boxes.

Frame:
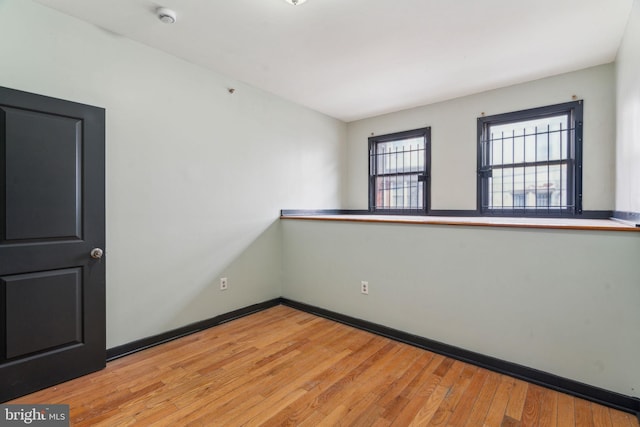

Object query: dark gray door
[0,86,105,402]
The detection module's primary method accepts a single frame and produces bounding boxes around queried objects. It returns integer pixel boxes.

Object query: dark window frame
[477,101,583,217]
[368,127,431,215]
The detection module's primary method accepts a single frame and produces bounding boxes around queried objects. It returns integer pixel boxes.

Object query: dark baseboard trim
[280,298,640,416]
[106,298,281,362]
[613,211,640,227]
[105,297,639,417]
[281,209,614,220]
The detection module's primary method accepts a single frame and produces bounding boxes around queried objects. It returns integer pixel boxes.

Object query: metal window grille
[478,101,583,217]
[369,128,430,214]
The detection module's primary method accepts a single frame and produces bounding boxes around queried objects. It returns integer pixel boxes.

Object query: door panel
[0,86,105,402]
[4,268,82,359]
[3,107,82,241]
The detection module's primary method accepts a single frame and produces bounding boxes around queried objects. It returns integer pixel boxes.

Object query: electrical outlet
[361,281,369,295]
[220,277,228,291]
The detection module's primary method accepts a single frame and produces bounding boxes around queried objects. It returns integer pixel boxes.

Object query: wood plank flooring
[9,305,639,426]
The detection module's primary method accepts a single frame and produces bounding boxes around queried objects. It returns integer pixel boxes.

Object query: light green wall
[281,219,640,398]
[346,64,615,211]
[0,0,346,347]
[616,0,640,213]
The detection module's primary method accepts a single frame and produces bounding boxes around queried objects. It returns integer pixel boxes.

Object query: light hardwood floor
[9,305,639,426]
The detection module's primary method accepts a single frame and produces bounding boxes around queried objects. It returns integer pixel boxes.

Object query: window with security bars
[477,101,583,216]
[369,127,430,214]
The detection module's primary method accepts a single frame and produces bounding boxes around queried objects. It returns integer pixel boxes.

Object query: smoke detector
[157,7,176,24]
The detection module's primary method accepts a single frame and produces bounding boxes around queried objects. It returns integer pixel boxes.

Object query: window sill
[280,213,640,232]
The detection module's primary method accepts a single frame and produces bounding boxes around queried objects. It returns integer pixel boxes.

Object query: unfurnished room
[0,0,639,425]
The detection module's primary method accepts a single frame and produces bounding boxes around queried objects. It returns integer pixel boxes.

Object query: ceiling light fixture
[157,7,177,24]
[285,0,307,5]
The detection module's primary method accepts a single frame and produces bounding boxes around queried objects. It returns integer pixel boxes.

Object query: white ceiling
[33,0,633,122]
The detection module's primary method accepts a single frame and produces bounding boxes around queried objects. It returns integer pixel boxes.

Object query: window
[369,127,430,214]
[477,101,583,216]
